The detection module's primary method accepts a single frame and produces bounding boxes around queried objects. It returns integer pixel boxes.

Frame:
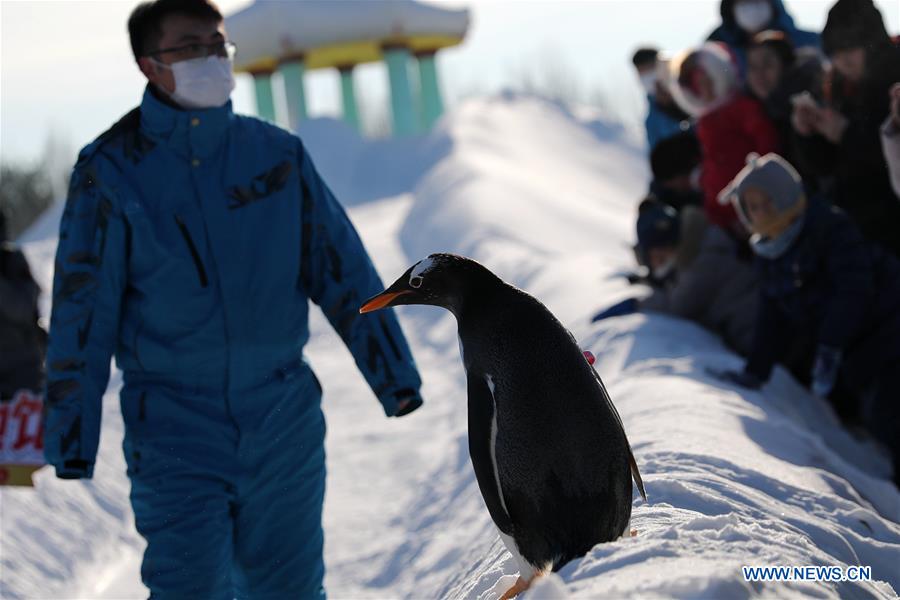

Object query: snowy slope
[3,94,899,599]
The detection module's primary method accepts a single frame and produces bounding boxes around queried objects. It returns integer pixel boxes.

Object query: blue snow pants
[121,359,326,599]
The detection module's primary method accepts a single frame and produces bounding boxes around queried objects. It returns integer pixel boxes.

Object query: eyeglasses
[146,40,236,62]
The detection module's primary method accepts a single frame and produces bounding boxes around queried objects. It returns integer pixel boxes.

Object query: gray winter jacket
[640,208,759,356]
[881,116,900,199]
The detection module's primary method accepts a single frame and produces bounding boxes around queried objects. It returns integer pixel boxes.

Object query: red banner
[0,389,45,486]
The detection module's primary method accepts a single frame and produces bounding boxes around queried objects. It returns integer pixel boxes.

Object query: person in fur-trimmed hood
[669,42,781,236]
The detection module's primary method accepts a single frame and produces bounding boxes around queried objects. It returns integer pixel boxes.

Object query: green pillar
[339,67,360,132]
[279,59,308,131]
[252,71,276,123]
[416,52,444,130]
[383,46,417,136]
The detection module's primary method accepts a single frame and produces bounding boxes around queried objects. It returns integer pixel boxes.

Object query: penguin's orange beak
[359,290,413,314]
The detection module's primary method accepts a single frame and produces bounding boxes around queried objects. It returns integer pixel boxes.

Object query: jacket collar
[139,85,233,160]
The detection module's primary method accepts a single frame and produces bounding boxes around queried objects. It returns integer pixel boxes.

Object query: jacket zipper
[174,214,209,288]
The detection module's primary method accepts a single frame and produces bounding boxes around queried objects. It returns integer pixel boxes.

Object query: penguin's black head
[360,253,497,316]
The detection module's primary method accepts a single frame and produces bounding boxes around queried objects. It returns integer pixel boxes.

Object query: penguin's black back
[458,281,637,571]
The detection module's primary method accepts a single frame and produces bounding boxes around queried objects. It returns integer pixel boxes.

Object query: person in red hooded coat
[669,42,781,236]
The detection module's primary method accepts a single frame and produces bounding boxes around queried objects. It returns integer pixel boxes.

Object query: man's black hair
[128,0,223,61]
[632,47,659,69]
[650,131,701,182]
[821,0,890,56]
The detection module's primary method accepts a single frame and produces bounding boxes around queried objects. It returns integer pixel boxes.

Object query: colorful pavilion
[225,0,470,136]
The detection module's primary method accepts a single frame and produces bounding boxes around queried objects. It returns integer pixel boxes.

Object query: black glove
[811,345,842,397]
[706,367,763,390]
[55,459,93,480]
[625,272,648,285]
[393,389,423,417]
[591,298,638,323]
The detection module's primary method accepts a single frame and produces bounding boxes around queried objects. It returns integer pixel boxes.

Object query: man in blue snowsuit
[42,1,423,597]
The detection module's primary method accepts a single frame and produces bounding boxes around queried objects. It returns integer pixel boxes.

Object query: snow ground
[2,94,899,599]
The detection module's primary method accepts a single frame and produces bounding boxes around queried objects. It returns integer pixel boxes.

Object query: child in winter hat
[635,199,681,279]
[719,152,805,258]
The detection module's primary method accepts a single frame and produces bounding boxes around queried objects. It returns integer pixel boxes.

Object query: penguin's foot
[499,575,534,600]
[630,528,639,537]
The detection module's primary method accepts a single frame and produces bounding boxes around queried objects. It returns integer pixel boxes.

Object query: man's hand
[393,389,423,417]
[790,93,819,137]
[890,82,900,129]
[813,107,849,144]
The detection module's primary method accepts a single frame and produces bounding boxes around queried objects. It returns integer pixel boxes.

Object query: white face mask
[640,72,658,95]
[154,55,235,109]
[734,0,773,34]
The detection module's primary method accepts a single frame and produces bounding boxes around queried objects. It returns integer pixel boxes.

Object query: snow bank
[401,92,645,286]
[297,117,452,207]
[389,94,900,599]
[3,93,899,600]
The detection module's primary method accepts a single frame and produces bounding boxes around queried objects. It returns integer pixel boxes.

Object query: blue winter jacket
[44,87,422,479]
[707,0,821,73]
[645,96,688,152]
[745,199,900,388]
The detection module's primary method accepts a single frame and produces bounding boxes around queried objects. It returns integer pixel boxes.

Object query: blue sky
[1,0,898,165]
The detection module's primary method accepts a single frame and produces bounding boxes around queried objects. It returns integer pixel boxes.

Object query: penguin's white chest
[485,374,541,576]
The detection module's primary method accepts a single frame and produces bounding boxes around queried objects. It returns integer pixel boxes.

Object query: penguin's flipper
[467,372,514,535]
[589,362,647,501]
[629,452,647,502]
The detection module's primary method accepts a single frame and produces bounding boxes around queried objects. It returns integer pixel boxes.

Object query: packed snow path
[2,95,899,599]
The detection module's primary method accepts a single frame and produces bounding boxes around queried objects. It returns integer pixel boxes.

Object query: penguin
[360,253,646,599]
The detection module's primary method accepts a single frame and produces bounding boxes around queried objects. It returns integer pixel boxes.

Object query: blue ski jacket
[645,96,688,152]
[44,87,423,479]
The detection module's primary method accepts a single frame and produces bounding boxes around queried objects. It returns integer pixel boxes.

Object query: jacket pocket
[275,357,322,396]
[120,388,147,477]
[227,160,293,209]
[132,313,146,371]
[174,214,209,288]
[276,357,308,383]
